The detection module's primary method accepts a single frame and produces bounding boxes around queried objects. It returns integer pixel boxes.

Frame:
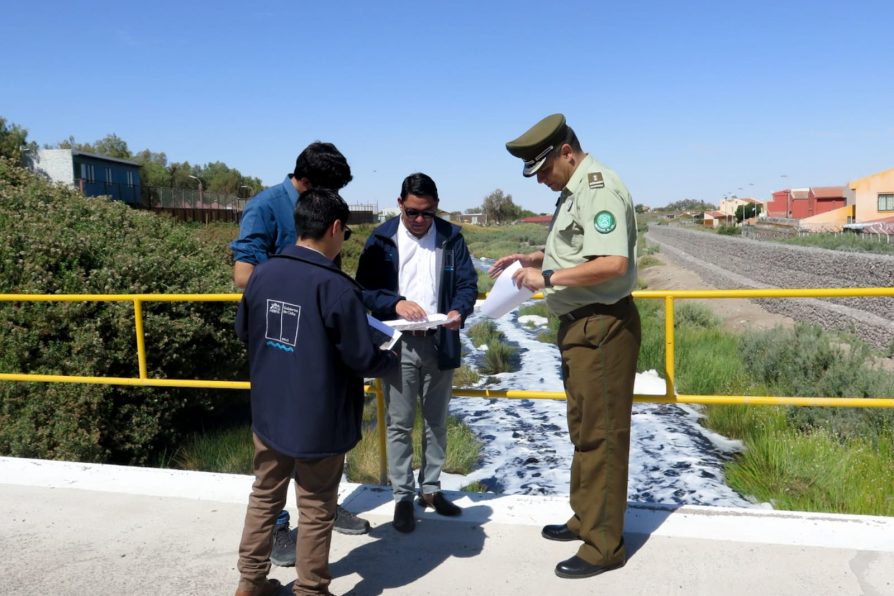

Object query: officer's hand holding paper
[480,260,534,319]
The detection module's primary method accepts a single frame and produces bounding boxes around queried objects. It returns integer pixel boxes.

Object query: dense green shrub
[675,302,720,329]
[738,324,894,444]
[0,158,247,464]
[717,224,740,235]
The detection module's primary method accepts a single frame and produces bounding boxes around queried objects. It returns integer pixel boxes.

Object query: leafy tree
[91,133,132,159]
[481,189,522,225]
[132,149,170,187]
[0,117,36,163]
[735,202,762,222]
[635,203,649,214]
[663,198,717,212]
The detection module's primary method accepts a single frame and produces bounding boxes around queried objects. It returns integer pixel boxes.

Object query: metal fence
[141,186,247,211]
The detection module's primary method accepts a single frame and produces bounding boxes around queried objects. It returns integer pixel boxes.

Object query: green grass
[453,364,481,387]
[778,232,894,255]
[174,394,483,488]
[480,340,518,375]
[518,302,549,318]
[460,223,549,260]
[518,302,559,343]
[460,480,490,493]
[345,399,482,484]
[467,321,520,374]
[173,426,254,474]
[637,254,662,269]
[467,321,500,347]
[636,256,894,516]
[476,268,494,294]
[707,405,894,515]
[632,279,894,515]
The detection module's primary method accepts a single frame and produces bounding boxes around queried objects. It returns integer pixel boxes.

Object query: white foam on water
[446,290,763,509]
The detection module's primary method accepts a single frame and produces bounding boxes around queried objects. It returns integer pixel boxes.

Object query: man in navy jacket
[356,173,478,533]
[234,189,398,596]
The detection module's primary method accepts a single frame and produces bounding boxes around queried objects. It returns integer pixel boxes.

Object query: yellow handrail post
[374,378,388,485]
[133,299,148,380]
[664,295,675,399]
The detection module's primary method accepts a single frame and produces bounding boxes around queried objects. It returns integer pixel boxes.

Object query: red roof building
[766,186,846,219]
[519,215,553,225]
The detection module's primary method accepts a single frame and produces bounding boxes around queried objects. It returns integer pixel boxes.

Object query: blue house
[29,148,142,205]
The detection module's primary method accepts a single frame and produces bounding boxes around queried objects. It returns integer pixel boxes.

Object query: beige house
[702,210,731,228]
[719,197,761,216]
[849,167,894,223]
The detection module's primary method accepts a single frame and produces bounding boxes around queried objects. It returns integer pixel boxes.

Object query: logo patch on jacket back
[265,299,301,349]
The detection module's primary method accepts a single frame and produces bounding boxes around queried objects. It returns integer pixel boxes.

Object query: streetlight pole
[188,175,203,209]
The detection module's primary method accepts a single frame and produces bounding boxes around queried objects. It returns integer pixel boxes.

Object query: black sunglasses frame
[403,207,436,220]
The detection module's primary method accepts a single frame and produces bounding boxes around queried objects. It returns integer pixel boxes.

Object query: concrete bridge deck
[2,457,893,595]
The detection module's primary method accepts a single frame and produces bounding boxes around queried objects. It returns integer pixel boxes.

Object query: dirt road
[638,253,795,333]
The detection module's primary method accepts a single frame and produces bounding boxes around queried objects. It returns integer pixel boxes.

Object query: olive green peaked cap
[505,113,567,177]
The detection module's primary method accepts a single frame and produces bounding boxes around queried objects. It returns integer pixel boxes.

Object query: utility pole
[188,175,203,209]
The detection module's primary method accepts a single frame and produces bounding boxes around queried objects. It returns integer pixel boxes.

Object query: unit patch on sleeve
[587,172,605,189]
[594,210,617,234]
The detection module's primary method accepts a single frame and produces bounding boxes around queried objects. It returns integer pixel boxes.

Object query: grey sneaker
[334,504,371,535]
[270,525,297,567]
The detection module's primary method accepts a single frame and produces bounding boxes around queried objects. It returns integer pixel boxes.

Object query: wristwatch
[542,269,555,288]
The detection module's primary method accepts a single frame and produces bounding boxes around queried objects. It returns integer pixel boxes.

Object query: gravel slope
[647,225,894,350]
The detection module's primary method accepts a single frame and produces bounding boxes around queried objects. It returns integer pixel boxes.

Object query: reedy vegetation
[635,295,894,515]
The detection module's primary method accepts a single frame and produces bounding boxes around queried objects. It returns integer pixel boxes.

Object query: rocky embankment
[647,225,894,350]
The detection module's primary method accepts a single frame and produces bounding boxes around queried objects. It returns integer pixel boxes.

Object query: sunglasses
[403,208,436,220]
[342,224,352,241]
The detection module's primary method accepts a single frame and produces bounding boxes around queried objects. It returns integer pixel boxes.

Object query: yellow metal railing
[0,293,248,390]
[3,288,894,483]
[3,288,894,400]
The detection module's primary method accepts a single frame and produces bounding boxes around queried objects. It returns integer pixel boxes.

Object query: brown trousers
[558,298,641,566]
[237,433,344,595]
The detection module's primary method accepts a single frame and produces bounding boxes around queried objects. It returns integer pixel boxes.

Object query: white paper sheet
[479,260,535,319]
[381,312,455,331]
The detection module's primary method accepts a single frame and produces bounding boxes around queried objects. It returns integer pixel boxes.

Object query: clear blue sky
[5,1,893,213]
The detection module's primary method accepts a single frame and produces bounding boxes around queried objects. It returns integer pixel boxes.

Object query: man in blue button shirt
[232,141,354,289]
[231,142,369,566]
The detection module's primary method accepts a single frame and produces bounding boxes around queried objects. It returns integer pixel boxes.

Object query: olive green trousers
[557,297,641,566]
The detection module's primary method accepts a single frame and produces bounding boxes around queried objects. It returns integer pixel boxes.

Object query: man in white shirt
[356,173,478,533]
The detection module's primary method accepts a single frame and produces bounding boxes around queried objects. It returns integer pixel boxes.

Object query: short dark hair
[555,125,582,154]
[293,142,353,190]
[399,172,439,203]
[295,188,350,240]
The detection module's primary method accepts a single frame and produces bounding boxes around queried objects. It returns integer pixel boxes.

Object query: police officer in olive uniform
[489,113,641,579]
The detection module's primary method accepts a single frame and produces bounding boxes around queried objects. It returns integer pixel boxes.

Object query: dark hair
[295,188,350,240]
[399,172,439,203]
[555,125,582,155]
[293,141,354,190]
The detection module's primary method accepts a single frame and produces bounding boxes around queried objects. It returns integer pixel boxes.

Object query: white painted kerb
[3,456,892,554]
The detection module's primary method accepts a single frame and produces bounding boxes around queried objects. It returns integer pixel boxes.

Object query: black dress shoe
[416,492,462,517]
[541,524,578,542]
[393,500,416,533]
[555,555,625,579]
